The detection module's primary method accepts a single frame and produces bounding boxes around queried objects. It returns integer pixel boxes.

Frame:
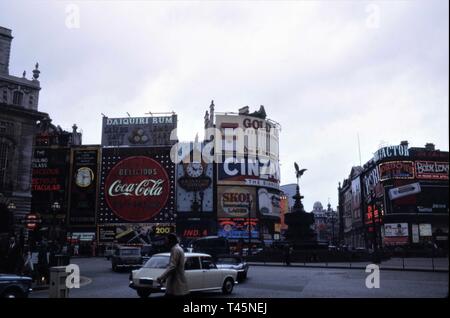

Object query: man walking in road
[157,233,189,297]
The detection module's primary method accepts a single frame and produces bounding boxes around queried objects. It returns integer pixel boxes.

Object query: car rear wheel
[222,278,234,295]
[137,289,151,298]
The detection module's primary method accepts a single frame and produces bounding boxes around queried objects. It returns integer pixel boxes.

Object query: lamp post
[51,201,61,242]
[7,201,16,238]
[247,199,252,256]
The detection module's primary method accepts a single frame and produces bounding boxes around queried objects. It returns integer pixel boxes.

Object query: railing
[245,248,449,272]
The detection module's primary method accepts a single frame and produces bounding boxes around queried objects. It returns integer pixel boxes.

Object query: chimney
[425,143,435,151]
[400,140,408,147]
[0,26,13,75]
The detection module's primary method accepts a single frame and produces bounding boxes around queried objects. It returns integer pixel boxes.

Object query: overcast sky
[1,0,448,211]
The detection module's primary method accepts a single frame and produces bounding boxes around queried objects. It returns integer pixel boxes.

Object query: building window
[13,91,23,106]
[0,142,10,189]
[2,90,7,103]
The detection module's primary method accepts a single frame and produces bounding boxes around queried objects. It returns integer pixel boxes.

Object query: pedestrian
[157,233,189,297]
[6,236,21,274]
[284,244,292,266]
[22,247,34,277]
[37,240,49,284]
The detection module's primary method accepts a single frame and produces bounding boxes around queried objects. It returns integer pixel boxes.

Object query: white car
[129,252,238,298]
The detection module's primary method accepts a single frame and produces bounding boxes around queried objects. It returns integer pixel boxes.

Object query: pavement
[29,257,449,298]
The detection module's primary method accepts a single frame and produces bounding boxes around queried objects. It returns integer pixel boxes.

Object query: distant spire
[204,110,209,128]
[209,100,215,126]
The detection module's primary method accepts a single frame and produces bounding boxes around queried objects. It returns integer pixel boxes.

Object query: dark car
[111,246,143,272]
[216,255,249,282]
[190,236,230,260]
[0,274,33,298]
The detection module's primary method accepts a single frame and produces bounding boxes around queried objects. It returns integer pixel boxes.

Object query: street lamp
[247,199,252,256]
[7,201,16,238]
[7,202,16,211]
[51,201,61,242]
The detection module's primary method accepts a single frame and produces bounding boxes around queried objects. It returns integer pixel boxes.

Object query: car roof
[153,252,212,257]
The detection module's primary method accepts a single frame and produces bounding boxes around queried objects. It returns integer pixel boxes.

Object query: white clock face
[186,162,203,178]
[75,167,94,188]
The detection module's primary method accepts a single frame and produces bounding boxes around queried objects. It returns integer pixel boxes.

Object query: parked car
[215,255,248,282]
[111,246,143,272]
[241,247,263,256]
[190,236,230,259]
[0,274,33,298]
[129,252,238,298]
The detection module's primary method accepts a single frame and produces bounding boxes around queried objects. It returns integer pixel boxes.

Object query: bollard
[49,266,69,298]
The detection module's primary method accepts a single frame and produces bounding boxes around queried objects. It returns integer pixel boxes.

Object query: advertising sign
[101,115,177,147]
[351,177,361,212]
[384,223,408,237]
[388,182,421,200]
[384,223,409,245]
[412,224,420,243]
[68,147,99,226]
[415,161,449,180]
[419,224,432,237]
[363,166,380,197]
[177,163,213,213]
[176,219,215,239]
[215,114,280,159]
[98,148,175,224]
[217,157,280,190]
[97,223,174,244]
[31,148,70,215]
[379,161,415,181]
[218,218,259,239]
[31,148,69,192]
[217,186,257,218]
[258,188,281,218]
[373,144,409,163]
[389,185,448,214]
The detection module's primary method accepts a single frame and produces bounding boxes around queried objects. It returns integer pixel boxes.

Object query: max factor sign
[374,144,409,163]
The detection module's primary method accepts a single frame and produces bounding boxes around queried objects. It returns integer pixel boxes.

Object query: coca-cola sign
[104,156,170,222]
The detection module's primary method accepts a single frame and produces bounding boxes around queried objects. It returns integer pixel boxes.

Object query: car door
[184,256,203,291]
[200,256,223,289]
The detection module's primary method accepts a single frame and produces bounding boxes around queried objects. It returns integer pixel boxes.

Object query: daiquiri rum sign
[104,156,170,222]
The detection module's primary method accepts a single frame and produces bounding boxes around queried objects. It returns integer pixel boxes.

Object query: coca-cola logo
[105,156,170,222]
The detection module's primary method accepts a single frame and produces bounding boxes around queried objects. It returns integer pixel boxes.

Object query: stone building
[0,26,48,237]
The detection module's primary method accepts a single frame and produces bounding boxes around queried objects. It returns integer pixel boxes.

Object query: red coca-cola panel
[104,156,170,222]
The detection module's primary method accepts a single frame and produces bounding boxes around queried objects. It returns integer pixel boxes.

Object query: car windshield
[217,257,240,264]
[119,249,140,256]
[144,255,170,268]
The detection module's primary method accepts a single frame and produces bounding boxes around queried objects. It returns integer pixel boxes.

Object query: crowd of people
[0,235,82,283]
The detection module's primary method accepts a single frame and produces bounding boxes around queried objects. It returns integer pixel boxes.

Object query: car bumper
[129,282,164,292]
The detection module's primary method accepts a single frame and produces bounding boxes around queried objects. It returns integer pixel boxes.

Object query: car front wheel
[137,289,151,298]
[2,289,24,298]
[222,278,234,295]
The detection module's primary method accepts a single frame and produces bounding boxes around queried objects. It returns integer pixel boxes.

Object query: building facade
[0,26,47,240]
[204,102,282,247]
[339,141,449,250]
[310,201,339,246]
